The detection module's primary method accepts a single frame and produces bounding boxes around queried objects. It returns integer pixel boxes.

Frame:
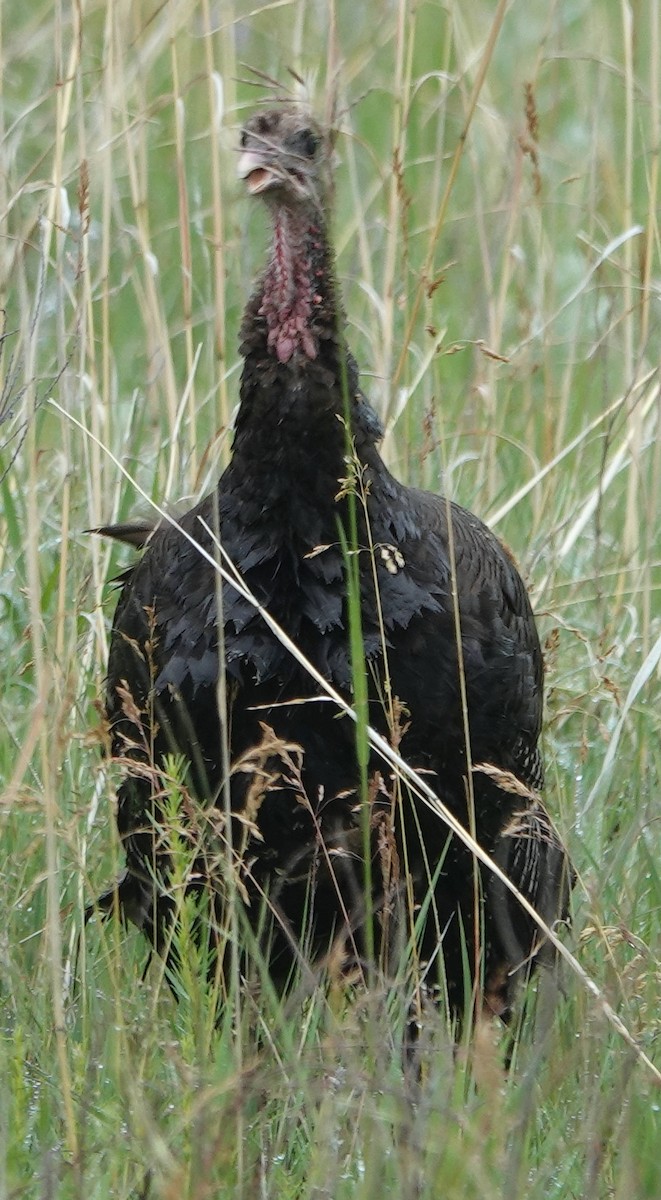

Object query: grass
[1,0,660,1195]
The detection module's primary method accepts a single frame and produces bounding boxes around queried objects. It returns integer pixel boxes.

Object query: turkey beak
[237,150,275,195]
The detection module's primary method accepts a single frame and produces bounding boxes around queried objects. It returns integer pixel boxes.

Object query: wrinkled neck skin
[259,205,321,364]
[226,196,380,559]
[233,198,370,471]
[217,195,425,679]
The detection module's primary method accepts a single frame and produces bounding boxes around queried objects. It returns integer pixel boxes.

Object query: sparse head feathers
[237,105,331,211]
[98,103,573,1027]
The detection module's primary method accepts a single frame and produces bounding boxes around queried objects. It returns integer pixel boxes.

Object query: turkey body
[103,107,571,1019]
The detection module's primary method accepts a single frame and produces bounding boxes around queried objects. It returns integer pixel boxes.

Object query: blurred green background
[1,1,659,1196]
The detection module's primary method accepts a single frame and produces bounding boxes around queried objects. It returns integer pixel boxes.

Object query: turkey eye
[292,128,319,158]
[240,129,248,148]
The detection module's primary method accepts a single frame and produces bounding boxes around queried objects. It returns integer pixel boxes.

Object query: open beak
[237,150,276,195]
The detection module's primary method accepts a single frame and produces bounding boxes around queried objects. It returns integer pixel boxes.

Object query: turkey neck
[228,197,368,529]
[256,205,325,365]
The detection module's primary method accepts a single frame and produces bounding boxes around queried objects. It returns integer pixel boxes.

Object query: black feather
[98,106,573,1020]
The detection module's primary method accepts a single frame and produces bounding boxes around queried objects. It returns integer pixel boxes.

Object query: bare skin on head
[237,108,331,364]
[95,105,573,1032]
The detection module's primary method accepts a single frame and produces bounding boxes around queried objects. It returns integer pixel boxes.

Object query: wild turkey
[98,105,572,1021]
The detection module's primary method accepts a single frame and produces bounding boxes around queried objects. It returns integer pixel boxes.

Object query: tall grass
[1,0,659,1195]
